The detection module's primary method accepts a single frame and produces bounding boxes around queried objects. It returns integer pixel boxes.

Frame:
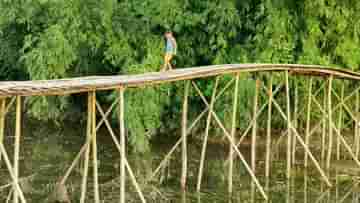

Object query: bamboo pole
[91,92,100,203]
[337,84,344,160]
[95,102,146,203]
[196,77,219,192]
[0,99,5,166]
[321,82,327,162]
[265,74,273,178]
[292,80,298,165]
[326,76,333,169]
[304,78,313,167]
[181,81,190,190]
[13,96,21,203]
[252,80,259,172]
[285,71,291,178]
[197,77,219,192]
[119,88,126,203]
[228,74,239,194]
[80,93,92,203]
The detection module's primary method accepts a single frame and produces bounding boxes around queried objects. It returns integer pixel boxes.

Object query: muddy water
[0,121,359,202]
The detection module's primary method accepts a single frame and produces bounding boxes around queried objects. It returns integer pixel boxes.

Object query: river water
[0,120,359,202]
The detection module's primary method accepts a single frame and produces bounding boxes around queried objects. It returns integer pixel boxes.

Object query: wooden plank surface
[0,64,359,97]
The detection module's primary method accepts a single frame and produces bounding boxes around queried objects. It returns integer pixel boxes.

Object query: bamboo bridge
[1,64,360,202]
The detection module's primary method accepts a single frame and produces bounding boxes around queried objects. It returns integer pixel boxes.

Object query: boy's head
[164,31,173,38]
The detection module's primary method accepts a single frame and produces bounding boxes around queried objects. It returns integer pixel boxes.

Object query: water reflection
[0,125,360,203]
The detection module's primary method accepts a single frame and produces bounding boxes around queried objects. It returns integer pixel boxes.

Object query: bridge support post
[326,75,333,169]
[336,83,344,160]
[251,79,259,174]
[197,77,219,192]
[292,80,298,165]
[228,74,239,194]
[80,93,92,203]
[304,78,313,167]
[119,88,126,203]
[265,74,273,178]
[181,81,190,190]
[13,96,22,203]
[285,71,292,178]
[91,92,100,203]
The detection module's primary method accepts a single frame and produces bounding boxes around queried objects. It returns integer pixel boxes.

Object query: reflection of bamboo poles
[326,76,333,169]
[119,88,126,203]
[181,81,190,190]
[265,74,273,178]
[197,77,219,192]
[285,71,291,178]
[252,80,259,173]
[80,93,92,203]
[91,92,100,203]
[13,96,21,203]
[228,74,239,195]
[304,78,313,167]
[337,84,344,160]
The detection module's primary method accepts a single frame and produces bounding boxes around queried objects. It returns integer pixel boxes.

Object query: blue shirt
[166,38,176,54]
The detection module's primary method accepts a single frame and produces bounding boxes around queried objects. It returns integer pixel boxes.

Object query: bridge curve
[0,64,359,97]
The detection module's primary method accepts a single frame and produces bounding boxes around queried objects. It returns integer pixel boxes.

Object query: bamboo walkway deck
[1,64,359,97]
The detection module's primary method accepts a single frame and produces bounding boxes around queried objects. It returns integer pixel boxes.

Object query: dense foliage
[1,0,360,152]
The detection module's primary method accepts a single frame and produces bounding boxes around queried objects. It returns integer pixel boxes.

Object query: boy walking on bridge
[162,31,177,71]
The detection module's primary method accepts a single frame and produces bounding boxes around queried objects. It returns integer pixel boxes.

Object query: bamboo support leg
[337,84,344,160]
[326,76,333,169]
[292,81,298,165]
[304,78,313,167]
[0,99,5,166]
[285,71,291,178]
[265,74,273,178]
[80,93,92,203]
[91,92,100,203]
[181,81,190,190]
[119,88,126,203]
[228,74,239,194]
[13,96,21,203]
[252,80,259,172]
[321,86,327,162]
[197,78,219,192]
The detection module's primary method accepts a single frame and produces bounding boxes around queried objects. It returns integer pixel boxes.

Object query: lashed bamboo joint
[1,63,360,202]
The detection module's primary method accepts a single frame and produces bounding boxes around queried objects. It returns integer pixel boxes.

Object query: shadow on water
[0,121,360,202]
